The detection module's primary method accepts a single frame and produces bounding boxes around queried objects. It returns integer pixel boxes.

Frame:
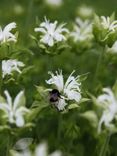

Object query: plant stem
[99,133,111,156]
[93,46,104,85]
[57,114,62,141]
[0,59,2,94]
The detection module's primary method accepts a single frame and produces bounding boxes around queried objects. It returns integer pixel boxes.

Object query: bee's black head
[49,89,60,102]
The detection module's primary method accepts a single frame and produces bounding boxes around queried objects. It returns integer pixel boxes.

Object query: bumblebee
[49,89,60,102]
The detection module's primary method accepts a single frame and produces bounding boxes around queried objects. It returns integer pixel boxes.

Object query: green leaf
[0,95,6,103]
[68,103,79,110]
[65,123,80,139]
[79,111,98,128]
[39,43,47,50]
[36,86,48,100]
[110,12,115,22]
[27,102,48,121]
[21,66,34,75]
[15,31,19,40]
[14,91,26,107]
[29,34,37,41]
[79,72,90,82]
[113,80,117,98]
[0,125,10,132]
[87,92,98,107]
[79,98,90,104]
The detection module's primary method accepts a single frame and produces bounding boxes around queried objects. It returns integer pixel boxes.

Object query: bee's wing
[13,138,33,151]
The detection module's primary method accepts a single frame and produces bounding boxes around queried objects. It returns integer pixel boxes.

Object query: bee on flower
[34,17,69,47]
[0,22,17,44]
[2,59,25,78]
[46,70,82,111]
[0,90,29,127]
[97,88,117,133]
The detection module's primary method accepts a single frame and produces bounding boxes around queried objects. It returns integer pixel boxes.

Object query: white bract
[46,70,81,111]
[0,90,29,127]
[107,41,117,53]
[101,16,117,32]
[71,18,93,42]
[34,18,69,47]
[11,142,62,156]
[2,59,25,78]
[45,0,63,7]
[97,88,117,133]
[35,143,61,156]
[0,22,17,44]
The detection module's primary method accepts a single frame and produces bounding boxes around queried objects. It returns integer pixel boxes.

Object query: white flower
[0,22,17,44]
[77,5,94,19]
[101,16,117,32]
[34,18,69,47]
[107,41,117,53]
[13,138,33,151]
[2,59,25,78]
[71,18,93,42]
[46,70,81,111]
[0,90,29,127]
[97,88,117,133]
[45,0,63,7]
[11,142,62,156]
[36,143,62,156]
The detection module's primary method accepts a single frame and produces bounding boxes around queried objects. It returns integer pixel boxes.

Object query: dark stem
[93,46,105,85]
[99,133,111,156]
[0,59,2,94]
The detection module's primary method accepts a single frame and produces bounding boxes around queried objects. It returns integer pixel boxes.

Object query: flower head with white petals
[2,59,25,78]
[0,90,29,127]
[71,18,93,42]
[11,142,62,156]
[93,14,117,46]
[101,16,117,32]
[34,18,69,47]
[46,70,82,111]
[97,88,117,133]
[0,22,17,44]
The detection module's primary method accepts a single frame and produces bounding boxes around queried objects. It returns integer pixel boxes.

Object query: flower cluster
[46,70,82,111]
[71,18,93,43]
[0,22,17,44]
[0,90,29,127]
[34,18,69,47]
[2,59,25,78]
[93,14,117,47]
[101,16,117,32]
[97,88,117,133]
